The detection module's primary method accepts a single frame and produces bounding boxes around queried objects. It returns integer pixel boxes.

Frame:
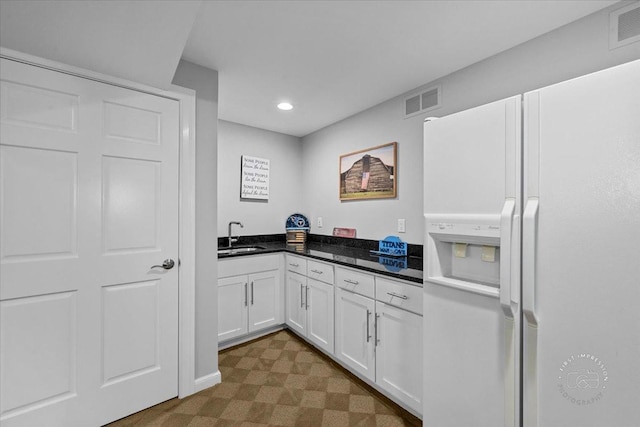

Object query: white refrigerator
[423,59,640,427]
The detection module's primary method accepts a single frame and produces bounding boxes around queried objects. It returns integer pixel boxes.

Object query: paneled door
[335,288,375,382]
[248,270,280,332]
[306,278,334,354]
[375,302,422,414]
[285,272,306,336]
[218,276,249,342]
[0,58,180,426]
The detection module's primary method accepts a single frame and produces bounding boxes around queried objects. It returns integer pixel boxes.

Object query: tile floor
[108,329,420,426]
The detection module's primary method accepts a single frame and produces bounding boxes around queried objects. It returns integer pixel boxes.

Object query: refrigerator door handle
[499,199,517,319]
[523,199,539,326]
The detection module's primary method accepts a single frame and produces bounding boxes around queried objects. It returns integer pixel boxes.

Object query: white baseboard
[218,325,285,350]
[193,371,221,393]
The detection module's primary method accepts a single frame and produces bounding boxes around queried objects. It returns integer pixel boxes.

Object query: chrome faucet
[228,221,244,248]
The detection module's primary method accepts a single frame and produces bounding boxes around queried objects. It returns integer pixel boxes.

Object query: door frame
[0,47,198,399]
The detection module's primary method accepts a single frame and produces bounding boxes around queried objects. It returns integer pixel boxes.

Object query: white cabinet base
[335,288,375,382]
[375,301,423,414]
[218,276,248,341]
[306,278,334,354]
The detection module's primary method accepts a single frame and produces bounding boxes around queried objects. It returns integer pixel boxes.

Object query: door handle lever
[151,259,175,270]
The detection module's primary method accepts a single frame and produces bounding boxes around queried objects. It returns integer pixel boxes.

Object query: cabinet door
[335,288,375,381]
[248,270,280,333]
[306,278,334,354]
[218,276,248,342]
[375,301,422,414]
[286,271,307,336]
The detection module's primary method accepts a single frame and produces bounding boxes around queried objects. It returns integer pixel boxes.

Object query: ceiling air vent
[404,85,441,119]
[609,2,640,49]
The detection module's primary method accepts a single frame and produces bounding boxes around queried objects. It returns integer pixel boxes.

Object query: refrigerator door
[523,59,640,427]
[423,96,521,427]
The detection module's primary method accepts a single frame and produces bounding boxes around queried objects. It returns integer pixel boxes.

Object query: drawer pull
[386,292,408,300]
[343,279,359,285]
[310,269,323,274]
[289,263,299,267]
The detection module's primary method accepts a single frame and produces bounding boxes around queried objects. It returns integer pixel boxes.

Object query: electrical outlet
[317,217,323,228]
[398,218,406,233]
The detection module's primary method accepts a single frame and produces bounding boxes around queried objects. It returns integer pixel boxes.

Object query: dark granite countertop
[218,234,423,285]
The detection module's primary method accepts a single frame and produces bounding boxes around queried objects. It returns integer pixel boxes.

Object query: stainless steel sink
[217,245,266,255]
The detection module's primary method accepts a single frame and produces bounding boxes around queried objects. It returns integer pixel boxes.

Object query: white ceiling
[0,0,616,137]
[0,0,202,89]
[183,0,615,136]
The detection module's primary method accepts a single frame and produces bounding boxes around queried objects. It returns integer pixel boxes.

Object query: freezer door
[423,96,521,427]
[523,59,640,427]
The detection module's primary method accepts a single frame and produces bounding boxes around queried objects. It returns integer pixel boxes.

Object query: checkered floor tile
[108,329,420,426]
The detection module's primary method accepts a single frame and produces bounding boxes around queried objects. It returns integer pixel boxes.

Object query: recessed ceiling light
[277,102,293,111]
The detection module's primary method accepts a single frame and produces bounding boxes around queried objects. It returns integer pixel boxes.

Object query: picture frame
[240,155,270,201]
[339,142,397,200]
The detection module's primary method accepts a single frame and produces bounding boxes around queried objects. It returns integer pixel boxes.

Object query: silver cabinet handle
[244,283,248,307]
[386,292,408,300]
[251,281,254,305]
[344,279,359,285]
[151,259,175,270]
[300,283,304,308]
[374,313,380,346]
[289,263,299,267]
[366,309,371,342]
[310,269,323,274]
[305,286,309,309]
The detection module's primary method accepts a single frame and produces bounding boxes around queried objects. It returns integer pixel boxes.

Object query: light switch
[481,246,496,262]
[454,243,467,258]
[317,217,323,228]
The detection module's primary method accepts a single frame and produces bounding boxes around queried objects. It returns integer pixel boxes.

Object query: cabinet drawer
[335,267,374,299]
[285,254,307,275]
[307,259,334,284]
[376,277,422,315]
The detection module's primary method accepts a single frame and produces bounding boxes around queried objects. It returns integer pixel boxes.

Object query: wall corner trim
[194,371,222,394]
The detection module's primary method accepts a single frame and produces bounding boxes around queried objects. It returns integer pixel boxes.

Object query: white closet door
[0,58,180,426]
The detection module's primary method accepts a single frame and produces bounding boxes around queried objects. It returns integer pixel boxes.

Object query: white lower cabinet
[306,278,334,353]
[248,270,281,332]
[335,288,376,381]
[218,275,250,342]
[335,266,423,415]
[375,301,423,414]
[220,253,422,416]
[285,255,334,354]
[218,255,282,344]
[286,271,307,335]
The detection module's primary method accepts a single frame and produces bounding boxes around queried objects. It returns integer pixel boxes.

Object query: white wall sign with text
[240,155,270,200]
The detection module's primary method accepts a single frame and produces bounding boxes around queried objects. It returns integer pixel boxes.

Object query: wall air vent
[405,94,421,116]
[609,2,640,49]
[404,85,441,119]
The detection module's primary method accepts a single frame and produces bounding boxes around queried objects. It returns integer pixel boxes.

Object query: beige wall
[172,60,219,381]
